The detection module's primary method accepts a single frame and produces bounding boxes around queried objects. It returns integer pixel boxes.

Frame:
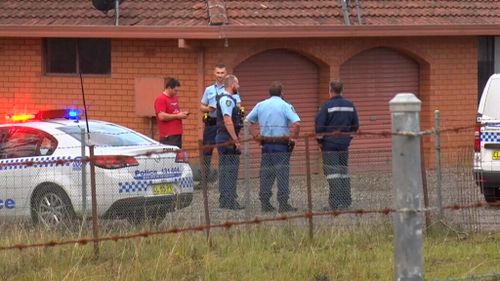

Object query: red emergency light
[6,108,81,122]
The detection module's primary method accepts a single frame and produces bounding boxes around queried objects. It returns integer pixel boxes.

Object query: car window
[0,127,11,159]
[482,78,500,119]
[0,127,57,159]
[58,123,154,147]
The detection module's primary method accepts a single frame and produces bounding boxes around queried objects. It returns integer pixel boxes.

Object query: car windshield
[58,123,155,146]
[482,78,500,119]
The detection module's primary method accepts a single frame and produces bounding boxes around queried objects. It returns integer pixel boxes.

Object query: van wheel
[31,185,76,229]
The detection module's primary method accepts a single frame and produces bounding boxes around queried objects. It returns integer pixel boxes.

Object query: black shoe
[261,202,276,212]
[221,201,245,210]
[278,203,297,213]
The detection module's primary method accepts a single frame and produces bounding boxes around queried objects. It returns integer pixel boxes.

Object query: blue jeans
[215,132,240,205]
[259,143,291,205]
[321,144,351,208]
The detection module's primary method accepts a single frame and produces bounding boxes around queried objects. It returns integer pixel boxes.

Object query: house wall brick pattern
[0,37,476,157]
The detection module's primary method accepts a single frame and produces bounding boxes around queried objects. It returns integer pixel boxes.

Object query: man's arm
[223,115,238,142]
[200,103,214,113]
[290,121,301,139]
[157,112,188,121]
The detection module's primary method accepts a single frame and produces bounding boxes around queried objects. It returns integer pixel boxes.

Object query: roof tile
[1,0,500,27]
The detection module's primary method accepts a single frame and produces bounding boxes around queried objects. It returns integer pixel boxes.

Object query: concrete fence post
[389,93,424,281]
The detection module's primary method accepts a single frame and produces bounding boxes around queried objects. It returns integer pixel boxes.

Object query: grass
[0,223,499,281]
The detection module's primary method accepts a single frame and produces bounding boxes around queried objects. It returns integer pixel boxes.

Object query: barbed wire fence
[0,98,499,279]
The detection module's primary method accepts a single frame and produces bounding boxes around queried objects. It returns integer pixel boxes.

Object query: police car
[474,74,500,204]
[0,109,193,227]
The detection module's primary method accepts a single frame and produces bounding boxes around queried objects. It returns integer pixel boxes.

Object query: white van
[474,73,500,203]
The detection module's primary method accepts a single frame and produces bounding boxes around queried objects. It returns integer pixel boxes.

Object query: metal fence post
[434,110,444,221]
[243,122,251,219]
[80,128,87,215]
[89,145,100,259]
[304,135,314,241]
[198,140,211,245]
[389,93,424,281]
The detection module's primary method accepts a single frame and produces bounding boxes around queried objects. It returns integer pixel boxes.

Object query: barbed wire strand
[1,201,497,252]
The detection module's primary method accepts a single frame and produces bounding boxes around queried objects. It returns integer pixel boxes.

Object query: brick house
[1,0,500,166]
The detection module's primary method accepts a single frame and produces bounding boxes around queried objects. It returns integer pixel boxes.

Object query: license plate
[493,151,500,160]
[152,183,175,195]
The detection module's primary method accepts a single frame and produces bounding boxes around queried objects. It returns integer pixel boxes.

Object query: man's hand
[177,112,189,119]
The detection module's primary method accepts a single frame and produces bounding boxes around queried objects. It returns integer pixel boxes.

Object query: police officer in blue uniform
[246,82,301,212]
[200,64,241,185]
[315,81,359,210]
[215,74,244,210]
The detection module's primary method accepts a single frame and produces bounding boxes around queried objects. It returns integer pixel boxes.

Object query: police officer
[315,80,359,210]
[200,63,241,184]
[215,74,244,210]
[245,82,301,213]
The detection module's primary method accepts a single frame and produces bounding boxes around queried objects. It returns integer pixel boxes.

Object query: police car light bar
[6,108,81,122]
[5,113,36,122]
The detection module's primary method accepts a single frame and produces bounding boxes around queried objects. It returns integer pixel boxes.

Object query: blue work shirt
[202,84,242,118]
[201,83,224,118]
[246,96,300,137]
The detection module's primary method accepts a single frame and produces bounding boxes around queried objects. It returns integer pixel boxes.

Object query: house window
[44,38,111,75]
[478,37,494,103]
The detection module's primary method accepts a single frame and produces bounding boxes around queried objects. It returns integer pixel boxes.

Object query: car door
[0,126,57,218]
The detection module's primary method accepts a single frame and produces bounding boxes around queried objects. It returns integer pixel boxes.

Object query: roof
[1,0,500,38]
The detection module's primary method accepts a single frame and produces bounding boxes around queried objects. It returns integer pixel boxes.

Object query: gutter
[1,25,500,39]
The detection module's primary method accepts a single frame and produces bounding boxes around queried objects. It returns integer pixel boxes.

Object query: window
[44,38,111,75]
[478,37,495,104]
[0,127,57,159]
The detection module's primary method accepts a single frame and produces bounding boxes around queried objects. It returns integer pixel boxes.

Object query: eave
[1,24,500,39]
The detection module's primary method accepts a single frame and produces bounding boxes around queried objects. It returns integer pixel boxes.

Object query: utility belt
[259,136,295,152]
[203,114,217,126]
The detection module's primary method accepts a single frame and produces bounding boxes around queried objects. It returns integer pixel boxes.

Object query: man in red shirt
[154,77,189,148]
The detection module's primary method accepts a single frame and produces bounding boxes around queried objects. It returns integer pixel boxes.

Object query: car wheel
[31,185,76,228]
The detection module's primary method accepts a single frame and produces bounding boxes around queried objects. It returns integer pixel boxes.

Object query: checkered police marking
[119,180,152,193]
[0,156,72,171]
[177,176,194,189]
[481,132,500,142]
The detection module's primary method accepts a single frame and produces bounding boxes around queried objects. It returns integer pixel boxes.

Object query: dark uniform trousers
[321,141,352,209]
[202,122,217,175]
[259,143,291,205]
[215,132,240,205]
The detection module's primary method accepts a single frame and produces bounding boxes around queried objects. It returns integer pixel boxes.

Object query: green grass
[0,224,499,281]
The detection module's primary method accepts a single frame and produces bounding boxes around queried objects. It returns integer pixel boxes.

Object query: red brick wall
[0,37,477,160]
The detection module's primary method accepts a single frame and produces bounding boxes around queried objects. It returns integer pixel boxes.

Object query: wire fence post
[434,110,444,221]
[243,122,251,219]
[89,145,100,259]
[390,93,424,281]
[198,140,211,245]
[80,128,87,215]
[304,135,314,241]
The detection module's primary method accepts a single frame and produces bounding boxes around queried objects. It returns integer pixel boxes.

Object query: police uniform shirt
[203,85,242,118]
[246,96,300,137]
[201,83,224,118]
[218,92,238,118]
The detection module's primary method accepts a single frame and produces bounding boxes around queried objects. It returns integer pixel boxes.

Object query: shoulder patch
[290,105,296,113]
[225,99,233,107]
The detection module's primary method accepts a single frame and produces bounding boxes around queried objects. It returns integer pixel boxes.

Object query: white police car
[474,74,500,204]
[0,109,193,227]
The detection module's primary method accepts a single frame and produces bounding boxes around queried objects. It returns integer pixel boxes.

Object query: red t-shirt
[154,93,182,137]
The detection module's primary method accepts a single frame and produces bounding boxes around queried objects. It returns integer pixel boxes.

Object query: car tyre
[31,184,76,229]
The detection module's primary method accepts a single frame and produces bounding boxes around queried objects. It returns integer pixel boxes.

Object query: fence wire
[0,124,498,280]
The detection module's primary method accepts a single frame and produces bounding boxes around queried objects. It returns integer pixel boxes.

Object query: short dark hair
[330,81,343,95]
[165,77,181,89]
[215,63,226,69]
[223,74,238,88]
[269,81,283,97]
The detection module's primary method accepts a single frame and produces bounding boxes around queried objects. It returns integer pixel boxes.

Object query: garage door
[234,49,320,174]
[340,47,420,170]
